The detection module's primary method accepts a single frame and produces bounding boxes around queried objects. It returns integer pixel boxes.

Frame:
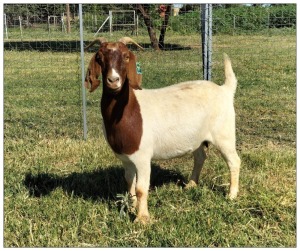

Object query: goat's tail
[223,53,237,93]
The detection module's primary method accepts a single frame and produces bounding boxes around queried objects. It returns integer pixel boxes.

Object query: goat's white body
[131,81,236,161]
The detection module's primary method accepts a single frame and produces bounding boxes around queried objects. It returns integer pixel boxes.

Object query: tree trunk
[137,4,160,50]
[66,4,71,33]
[159,4,172,49]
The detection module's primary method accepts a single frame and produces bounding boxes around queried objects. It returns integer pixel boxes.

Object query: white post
[4,13,8,39]
[94,14,97,26]
[19,16,23,38]
[61,13,66,32]
[48,16,50,34]
[79,4,88,140]
[109,10,112,35]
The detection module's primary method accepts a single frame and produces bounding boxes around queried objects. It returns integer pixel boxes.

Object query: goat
[85,37,241,224]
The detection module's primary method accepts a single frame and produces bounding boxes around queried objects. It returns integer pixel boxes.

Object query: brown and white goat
[85,37,241,224]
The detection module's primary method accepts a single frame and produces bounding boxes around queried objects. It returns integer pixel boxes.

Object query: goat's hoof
[134,215,150,225]
[184,180,197,189]
[228,192,238,200]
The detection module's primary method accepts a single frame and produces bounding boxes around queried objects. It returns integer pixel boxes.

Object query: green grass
[4,31,296,247]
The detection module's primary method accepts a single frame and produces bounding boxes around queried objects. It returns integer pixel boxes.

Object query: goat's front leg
[123,162,137,210]
[134,159,151,224]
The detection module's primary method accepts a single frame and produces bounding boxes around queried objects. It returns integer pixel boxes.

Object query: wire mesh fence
[4,3,296,139]
[4,4,296,72]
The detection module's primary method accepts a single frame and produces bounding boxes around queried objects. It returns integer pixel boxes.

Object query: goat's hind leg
[186,143,207,189]
[217,144,241,199]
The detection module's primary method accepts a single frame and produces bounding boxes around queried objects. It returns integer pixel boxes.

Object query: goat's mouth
[105,78,122,93]
[106,85,122,94]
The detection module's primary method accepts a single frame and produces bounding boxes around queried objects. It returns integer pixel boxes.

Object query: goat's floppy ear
[84,53,102,92]
[126,51,142,90]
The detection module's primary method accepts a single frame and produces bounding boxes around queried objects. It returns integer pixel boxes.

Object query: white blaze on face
[107,66,122,90]
[110,68,121,88]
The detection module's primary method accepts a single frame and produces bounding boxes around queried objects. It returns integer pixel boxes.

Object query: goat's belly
[151,134,202,160]
[152,146,195,160]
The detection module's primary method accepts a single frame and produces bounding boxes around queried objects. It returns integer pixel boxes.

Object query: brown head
[84,37,143,93]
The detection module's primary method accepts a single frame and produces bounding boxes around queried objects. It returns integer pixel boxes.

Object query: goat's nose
[107,76,120,84]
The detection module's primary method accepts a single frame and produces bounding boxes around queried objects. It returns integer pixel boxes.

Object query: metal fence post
[79,4,87,140]
[109,10,113,35]
[4,13,8,39]
[201,4,212,81]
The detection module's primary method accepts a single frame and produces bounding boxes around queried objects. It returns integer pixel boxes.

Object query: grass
[3,31,296,247]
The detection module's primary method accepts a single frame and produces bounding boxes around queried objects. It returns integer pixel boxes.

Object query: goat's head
[84,37,143,93]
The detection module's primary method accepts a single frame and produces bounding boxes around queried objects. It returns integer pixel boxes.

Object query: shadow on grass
[24,164,186,201]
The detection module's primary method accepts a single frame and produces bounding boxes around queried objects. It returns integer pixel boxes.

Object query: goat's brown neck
[101,80,143,155]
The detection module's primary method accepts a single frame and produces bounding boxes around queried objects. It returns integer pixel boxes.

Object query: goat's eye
[123,53,130,62]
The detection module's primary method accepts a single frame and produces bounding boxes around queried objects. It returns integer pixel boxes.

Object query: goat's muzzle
[106,76,121,92]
